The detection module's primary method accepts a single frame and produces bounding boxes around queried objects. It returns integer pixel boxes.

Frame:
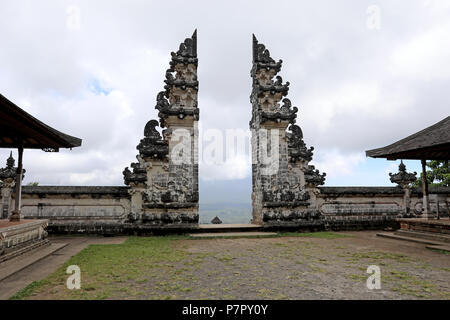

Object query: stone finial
[251,34,283,73]
[123,162,147,186]
[304,165,326,187]
[143,120,162,141]
[6,151,14,168]
[0,152,25,182]
[287,125,315,162]
[389,161,417,187]
[170,30,198,66]
[211,216,222,224]
[252,34,276,64]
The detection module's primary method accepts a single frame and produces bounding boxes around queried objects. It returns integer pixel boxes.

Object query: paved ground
[3,231,450,300]
[0,235,127,299]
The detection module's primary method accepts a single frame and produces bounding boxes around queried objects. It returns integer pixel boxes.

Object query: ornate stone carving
[389,161,417,217]
[136,120,169,159]
[170,30,198,67]
[304,165,326,187]
[250,35,325,225]
[123,162,147,186]
[158,34,200,127]
[287,125,314,162]
[252,34,282,73]
[389,161,417,187]
[0,152,25,183]
[123,31,199,226]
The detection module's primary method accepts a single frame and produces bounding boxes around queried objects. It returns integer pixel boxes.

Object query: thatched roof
[0,94,82,150]
[366,116,450,160]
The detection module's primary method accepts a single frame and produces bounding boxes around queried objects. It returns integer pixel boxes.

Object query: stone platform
[397,218,450,235]
[190,231,277,239]
[196,224,263,233]
[0,219,49,263]
[377,217,450,253]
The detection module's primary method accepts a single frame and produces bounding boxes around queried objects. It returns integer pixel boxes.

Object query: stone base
[0,219,49,263]
[397,218,450,235]
[44,220,199,235]
[8,210,23,222]
[260,207,400,231]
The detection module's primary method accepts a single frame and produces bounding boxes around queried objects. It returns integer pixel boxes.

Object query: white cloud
[389,21,450,80]
[200,154,251,181]
[312,150,365,179]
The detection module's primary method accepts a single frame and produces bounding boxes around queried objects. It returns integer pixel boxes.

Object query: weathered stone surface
[0,153,26,219]
[388,162,417,216]
[250,35,325,226]
[123,30,199,227]
[0,219,49,262]
[5,184,448,233]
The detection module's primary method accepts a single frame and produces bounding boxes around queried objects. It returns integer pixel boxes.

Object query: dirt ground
[20,231,450,300]
[164,231,450,299]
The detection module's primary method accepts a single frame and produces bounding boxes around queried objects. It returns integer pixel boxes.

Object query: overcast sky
[1,1,449,202]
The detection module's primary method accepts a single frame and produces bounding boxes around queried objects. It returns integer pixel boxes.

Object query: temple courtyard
[2,231,449,300]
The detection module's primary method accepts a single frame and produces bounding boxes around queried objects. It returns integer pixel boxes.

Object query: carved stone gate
[250,35,326,227]
[123,31,199,229]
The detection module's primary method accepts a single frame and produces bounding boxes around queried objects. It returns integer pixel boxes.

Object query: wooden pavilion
[366,116,450,217]
[0,93,82,221]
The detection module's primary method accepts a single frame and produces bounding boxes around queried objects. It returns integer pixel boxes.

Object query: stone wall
[0,185,443,234]
[19,186,130,233]
[316,187,450,230]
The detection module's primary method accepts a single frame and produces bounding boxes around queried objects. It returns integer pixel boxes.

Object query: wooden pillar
[421,159,430,218]
[9,145,23,221]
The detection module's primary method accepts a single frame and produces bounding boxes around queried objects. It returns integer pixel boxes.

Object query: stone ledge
[0,219,49,262]
[0,239,51,266]
[21,186,130,195]
[319,186,450,196]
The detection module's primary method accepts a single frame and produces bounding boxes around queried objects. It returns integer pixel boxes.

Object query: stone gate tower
[250,35,326,227]
[123,30,199,229]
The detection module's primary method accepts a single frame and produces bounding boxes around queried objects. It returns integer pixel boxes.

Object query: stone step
[0,242,68,282]
[426,244,450,253]
[189,232,277,239]
[395,229,450,243]
[195,224,263,233]
[376,232,448,246]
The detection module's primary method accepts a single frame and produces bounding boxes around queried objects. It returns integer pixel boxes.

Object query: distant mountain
[198,177,252,224]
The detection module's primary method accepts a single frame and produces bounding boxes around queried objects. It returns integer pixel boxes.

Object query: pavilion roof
[0,94,82,151]
[366,116,450,160]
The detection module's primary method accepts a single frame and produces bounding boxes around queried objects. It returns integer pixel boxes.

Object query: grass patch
[9,279,50,300]
[11,235,189,300]
[385,270,441,298]
[188,234,278,240]
[427,248,450,255]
